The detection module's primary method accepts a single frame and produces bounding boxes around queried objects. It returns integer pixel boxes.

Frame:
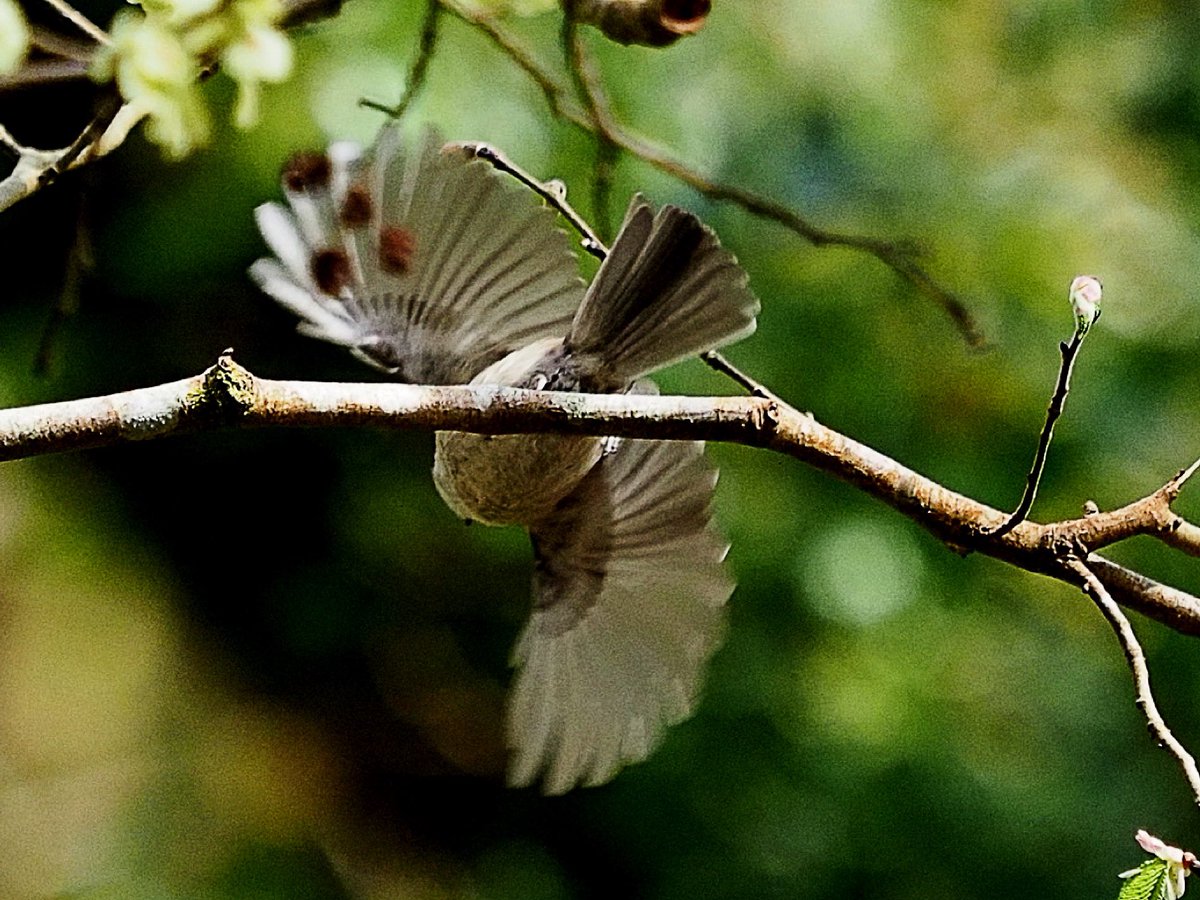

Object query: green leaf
[1118,860,1172,900]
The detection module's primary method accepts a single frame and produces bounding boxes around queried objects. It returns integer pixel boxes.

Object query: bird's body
[433,337,605,525]
[251,127,760,793]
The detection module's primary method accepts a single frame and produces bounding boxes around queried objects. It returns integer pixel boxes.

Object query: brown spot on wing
[340,184,373,227]
[282,151,331,192]
[379,226,417,275]
[312,248,351,295]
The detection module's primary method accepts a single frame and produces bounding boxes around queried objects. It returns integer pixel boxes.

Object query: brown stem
[1062,555,1200,807]
[440,0,985,347]
[989,328,1089,538]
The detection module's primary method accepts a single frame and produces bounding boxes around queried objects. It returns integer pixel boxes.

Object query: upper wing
[508,436,733,794]
[250,129,584,384]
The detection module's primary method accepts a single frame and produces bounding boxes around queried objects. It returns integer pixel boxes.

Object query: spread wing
[250,129,584,384]
[508,437,733,794]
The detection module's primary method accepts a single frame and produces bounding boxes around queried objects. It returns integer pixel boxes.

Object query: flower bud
[1068,274,1102,336]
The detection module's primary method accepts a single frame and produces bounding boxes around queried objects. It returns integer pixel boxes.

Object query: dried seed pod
[572,0,710,47]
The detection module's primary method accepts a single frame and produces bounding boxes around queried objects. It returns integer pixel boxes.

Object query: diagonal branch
[461,140,780,401]
[41,0,111,45]
[1062,555,1200,806]
[440,0,985,347]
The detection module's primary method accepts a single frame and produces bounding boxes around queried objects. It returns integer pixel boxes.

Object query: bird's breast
[432,431,604,526]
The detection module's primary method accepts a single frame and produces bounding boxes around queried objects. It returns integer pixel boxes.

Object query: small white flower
[96,12,210,157]
[222,23,293,126]
[0,0,30,75]
[142,0,223,24]
[1069,274,1102,336]
[1120,830,1195,899]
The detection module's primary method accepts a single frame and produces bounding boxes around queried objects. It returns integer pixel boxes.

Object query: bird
[249,125,760,794]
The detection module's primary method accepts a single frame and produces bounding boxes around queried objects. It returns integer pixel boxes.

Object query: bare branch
[459,142,606,257]
[1158,519,1200,559]
[440,0,985,347]
[1038,458,1200,559]
[0,57,91,91]
[0,89,134,213]
[561,4,618,239]
[1062,555,1200,806]
[1089,557,1200,638]
[28,25,96,62]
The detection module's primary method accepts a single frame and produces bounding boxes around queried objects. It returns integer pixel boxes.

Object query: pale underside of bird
[251,126,760,794]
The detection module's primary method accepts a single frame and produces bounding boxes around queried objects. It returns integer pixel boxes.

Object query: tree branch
[440,0,985,347]
[561,3,618,240]
[41,0,111,45]
[3,353,1198,639]
[1062,555,1200,806]
[0,90,137,214]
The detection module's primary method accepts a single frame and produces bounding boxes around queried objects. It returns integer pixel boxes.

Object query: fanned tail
[566,196,759,387]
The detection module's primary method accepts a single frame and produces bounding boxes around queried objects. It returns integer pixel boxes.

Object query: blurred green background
[3,1,1200,897]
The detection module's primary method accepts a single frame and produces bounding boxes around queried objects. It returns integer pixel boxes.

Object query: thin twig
[35,196,93,376]
[463,140,780,400]
[0,57,91,91]
[459,142,606,258]
[699,350,780,401]
[439,0,985,347]
[0,90,130,213]
[41,86,123,184]
[360,0,441,117]
[41,0,111,45]
[1063,555,1200,807]
[29,25,96,61]
[561,6,617,240]
[988,327,1090,538]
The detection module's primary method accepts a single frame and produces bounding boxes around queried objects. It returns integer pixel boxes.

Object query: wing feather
[251,128,584,383]
[509,437,733,794]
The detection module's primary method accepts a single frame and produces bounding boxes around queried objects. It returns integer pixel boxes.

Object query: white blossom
[222,22,294,127]
[1119,830,1195,899]
[91,0,293,156]
[0,0,30,75]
